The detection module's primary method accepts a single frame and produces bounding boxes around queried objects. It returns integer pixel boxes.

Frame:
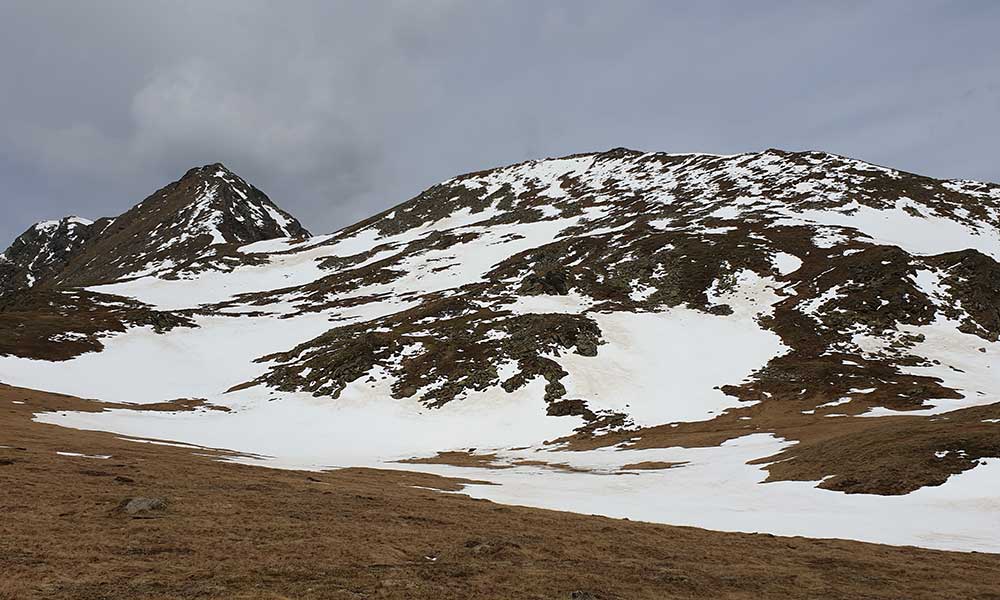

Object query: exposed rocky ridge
[0,163,310,295]
[0,216,104,295]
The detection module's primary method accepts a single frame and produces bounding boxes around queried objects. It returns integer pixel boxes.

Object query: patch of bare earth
[2,385,999,599]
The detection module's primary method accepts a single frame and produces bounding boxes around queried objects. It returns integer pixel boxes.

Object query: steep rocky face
[0,163,310,294]
[0,216,103,295]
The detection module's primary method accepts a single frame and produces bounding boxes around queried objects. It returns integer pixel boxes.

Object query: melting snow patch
[772,252,802,275]
[36,377,581,469]
[56,451,111,459]
[815,397,851,409]
[0,313,335,404]
[504,290,594,315]
[557,308,786,426]
[863,317,1000,416]
[789,200,1000,260]
[447,437,1000,553]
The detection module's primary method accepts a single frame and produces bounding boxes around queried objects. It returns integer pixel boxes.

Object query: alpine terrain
[3,149,1000,598]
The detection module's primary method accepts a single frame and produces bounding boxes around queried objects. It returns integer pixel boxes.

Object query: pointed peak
[181,162,240,182]
[34,160,313,286]
[13,217,95,253]
[29,215,94,234]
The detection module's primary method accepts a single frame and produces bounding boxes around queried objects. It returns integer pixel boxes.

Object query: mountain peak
[54,164,311,285]
[180,162,239,182]
[0,165,310,294]
[33,215,94,230]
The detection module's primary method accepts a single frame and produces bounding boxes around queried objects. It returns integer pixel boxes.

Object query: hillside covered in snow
[2,148,999,552]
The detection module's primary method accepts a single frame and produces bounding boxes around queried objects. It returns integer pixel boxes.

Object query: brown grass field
[2,384,999,600]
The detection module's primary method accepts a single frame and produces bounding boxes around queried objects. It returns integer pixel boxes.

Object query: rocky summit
[2,148,1000,552]
[0,163,309,296]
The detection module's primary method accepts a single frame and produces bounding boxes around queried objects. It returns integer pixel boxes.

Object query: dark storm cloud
[1,0,998,245]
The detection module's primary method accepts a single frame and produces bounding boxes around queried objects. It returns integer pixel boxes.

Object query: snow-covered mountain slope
[0,164,309,295]
[2,148,999,551]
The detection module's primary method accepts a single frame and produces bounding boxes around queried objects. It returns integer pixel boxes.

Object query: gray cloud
[2,0,999,244]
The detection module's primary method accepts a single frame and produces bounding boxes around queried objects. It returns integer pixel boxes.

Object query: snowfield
[558,309,786,427]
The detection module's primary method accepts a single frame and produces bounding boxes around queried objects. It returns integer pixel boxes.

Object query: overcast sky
[1,1,998,245]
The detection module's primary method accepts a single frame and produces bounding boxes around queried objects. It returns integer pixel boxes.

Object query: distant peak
[33,216,94,231]
[181,162,239,182]
[601,146,642,157]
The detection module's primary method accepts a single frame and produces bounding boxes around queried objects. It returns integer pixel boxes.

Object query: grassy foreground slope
[2,385,999,600]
